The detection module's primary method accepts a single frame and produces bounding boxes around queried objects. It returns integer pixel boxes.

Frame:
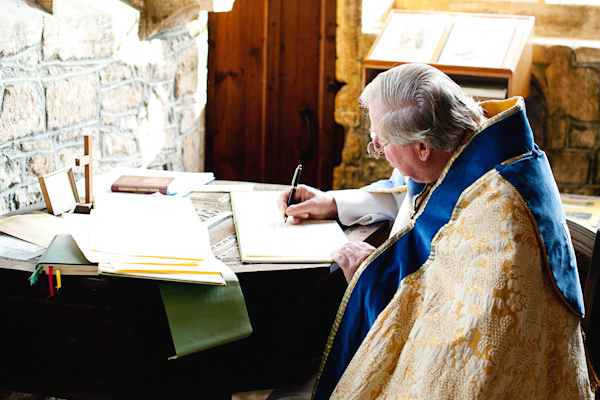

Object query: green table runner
[159,267,252,359]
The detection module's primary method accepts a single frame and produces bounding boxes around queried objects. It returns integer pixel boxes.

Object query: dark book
[111,175,175,195]
[37,234,98,276]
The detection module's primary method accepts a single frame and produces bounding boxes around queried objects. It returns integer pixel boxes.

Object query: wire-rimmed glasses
[367,140,388,160]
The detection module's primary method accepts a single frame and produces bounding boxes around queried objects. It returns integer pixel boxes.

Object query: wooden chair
[567,217,600,391]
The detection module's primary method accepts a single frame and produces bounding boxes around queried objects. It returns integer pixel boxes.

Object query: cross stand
[74,134,98,214]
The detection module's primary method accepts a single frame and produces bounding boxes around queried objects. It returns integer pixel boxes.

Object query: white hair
[359,63,485,151]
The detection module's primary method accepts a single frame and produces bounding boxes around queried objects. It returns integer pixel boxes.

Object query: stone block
[46,74,98,129]
[533,44,599,122]
[333,163,360,190]
[574,42,600,64]
[360,159,390,184]
[58,145,86,173]
[179,108,198,133]
[569,125,598,149]
[0,161,22,191]
[0,198,9,215]
[183,131,201,172]
[104,132,137,156]
[20,140,53,152]
[543,115,568,150]
[153,56,177,81]
[26,154,54,176]
[153,83,173,104]
[0,82,45,142]
[120,115,139,134]
[340,131,362,164]
[101,82,144,112]
[548,151,589,185]
[102,116,116,127]
[170,155,185,172]
[162,128,177,150]
[2,47,40,69]
[42,0,114,60]
[57,126,96,142]
[134,64,152,83]
[0,1,44,57]
[100,63,134,86]
[175,44,199,98]
[14,186,42,211]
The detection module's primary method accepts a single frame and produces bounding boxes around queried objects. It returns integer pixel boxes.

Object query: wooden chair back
[567,217,600,390]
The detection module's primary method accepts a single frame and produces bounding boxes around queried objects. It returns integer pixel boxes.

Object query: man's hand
[332,241,376,283]
[278,184,338,224]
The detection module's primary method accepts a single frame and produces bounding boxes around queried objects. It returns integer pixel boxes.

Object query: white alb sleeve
[329,189,406,226]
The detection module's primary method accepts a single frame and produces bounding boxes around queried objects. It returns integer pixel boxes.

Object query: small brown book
[111,175,175,195]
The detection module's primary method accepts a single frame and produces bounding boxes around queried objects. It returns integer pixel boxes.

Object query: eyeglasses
[367,140,388,160]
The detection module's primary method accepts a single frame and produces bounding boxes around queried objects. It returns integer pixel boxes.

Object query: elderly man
[278,63,594,399]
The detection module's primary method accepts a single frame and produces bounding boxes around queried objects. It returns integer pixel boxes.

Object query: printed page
[438,16,517,69]
[231,191,348,263]
[369,13,451,63]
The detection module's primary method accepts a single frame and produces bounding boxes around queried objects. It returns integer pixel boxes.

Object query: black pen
[284,164,302,223]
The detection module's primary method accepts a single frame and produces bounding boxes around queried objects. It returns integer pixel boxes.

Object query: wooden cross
[74,134,100,213]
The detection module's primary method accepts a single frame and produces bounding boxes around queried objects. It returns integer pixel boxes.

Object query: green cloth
[158,267,252,359]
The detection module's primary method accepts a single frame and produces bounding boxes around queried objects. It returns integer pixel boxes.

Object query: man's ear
[416,142,430,162]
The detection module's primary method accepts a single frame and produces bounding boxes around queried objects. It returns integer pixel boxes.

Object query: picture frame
[362,10,535,100]
[38,168,80,215]
[367,12,451,64]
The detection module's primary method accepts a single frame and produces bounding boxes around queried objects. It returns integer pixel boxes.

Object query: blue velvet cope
[313,105,585,400]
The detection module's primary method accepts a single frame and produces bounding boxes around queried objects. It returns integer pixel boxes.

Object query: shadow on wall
[524,79,544,146]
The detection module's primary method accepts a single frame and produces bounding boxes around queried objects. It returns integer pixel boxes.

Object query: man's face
[369,103,424,181]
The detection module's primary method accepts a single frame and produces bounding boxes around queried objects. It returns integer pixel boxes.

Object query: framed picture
[437,16,518,69]
[367,12,451,64]
[38,168,80,215]
[362,10,535,99]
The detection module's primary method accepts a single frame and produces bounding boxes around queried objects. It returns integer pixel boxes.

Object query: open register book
[231,191,348,263]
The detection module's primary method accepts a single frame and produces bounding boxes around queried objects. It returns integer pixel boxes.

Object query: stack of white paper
[63,194,227,285]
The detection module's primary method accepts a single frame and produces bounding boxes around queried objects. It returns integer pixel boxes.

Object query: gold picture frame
[38,168,80,215]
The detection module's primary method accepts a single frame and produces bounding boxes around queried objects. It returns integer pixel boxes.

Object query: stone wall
[333,0,600,197]
[0,0,208,214]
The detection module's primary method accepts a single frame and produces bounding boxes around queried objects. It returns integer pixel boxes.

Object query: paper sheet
[438,16,517,69]
[191,184,254,192]
[63,213,199,265]
[0,212,70,248]
[231,191,348,263]
[0,234,45,260]
[89,195,209,260]
[62,195,227,285]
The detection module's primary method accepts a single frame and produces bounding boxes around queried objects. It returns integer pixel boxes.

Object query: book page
[369,13,451,63]
[561,193,600,229]
[231,191,348,263]
[438,16,517,68]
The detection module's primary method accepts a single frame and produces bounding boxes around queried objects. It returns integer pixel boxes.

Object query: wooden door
[206,0,342,190]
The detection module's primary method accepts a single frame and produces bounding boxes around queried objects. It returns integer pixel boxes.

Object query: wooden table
[0,183,389,400]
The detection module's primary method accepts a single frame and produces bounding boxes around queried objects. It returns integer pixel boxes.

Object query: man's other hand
[332,241,376,283]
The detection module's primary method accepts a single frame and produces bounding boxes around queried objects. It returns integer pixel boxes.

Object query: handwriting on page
[231,191,348,262]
